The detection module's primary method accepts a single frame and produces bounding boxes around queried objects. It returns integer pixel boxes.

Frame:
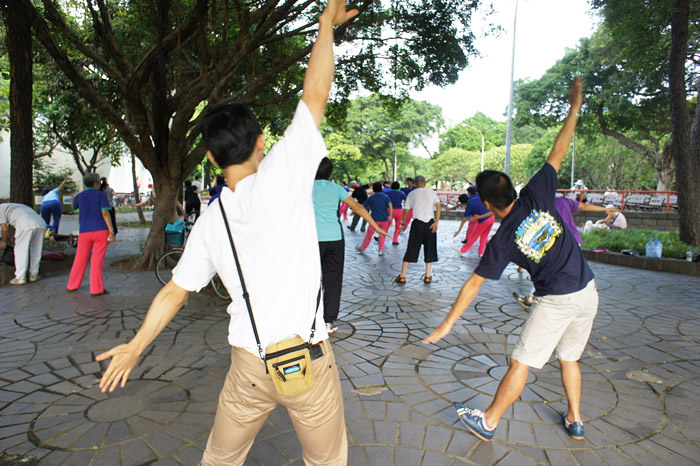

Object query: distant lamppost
[464,124,485,172]
[504,0,519,175]
[383,135,397,181]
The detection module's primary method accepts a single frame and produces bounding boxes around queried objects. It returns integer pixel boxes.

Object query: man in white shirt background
[395,175,441,284]
[96,2,358,465]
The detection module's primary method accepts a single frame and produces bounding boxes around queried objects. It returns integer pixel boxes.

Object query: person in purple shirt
[424,78,598,444]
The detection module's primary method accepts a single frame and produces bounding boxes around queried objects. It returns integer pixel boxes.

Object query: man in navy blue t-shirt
[424,78,596,443]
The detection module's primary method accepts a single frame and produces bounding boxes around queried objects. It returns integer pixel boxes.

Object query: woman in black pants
[313,158,387,333]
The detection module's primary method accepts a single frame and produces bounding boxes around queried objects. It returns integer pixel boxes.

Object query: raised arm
[301,0,359,128]
[57,174,68,191]
[545,76,583,173]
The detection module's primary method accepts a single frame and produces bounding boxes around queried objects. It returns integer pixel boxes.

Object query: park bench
[586,193,604,205]
[624,193,650,210]
[603,193,622,207]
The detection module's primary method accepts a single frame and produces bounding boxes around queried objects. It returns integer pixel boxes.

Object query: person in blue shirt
[385,181,407,245]
[67,172,116,296]
[313,158,387,333]
[400,177,417,225]
[453,186,494,257]
[40,174,68,236]
[357,182,392,256]
[424,78,596,444]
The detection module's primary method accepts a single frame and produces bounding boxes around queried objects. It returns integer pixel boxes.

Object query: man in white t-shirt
[0,203,46,285]
[96,2,359,464]
[395,175,441,284]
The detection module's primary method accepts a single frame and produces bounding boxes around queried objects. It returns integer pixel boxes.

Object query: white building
[0,130,152,201]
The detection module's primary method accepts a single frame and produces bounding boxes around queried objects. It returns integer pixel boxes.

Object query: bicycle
[155,217,230,300]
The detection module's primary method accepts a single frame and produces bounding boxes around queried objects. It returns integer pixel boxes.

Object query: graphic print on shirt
[515,209,562,263]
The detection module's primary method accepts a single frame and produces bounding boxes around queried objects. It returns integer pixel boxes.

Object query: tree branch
[39,0,125,87]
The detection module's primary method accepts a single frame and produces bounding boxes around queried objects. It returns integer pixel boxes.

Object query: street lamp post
[504,0,519,176]
[464,124,485,172]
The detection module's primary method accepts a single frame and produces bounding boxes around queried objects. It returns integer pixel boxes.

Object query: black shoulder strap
[218,199,265,361]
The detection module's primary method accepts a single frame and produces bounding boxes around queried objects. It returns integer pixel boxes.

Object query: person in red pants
[454,187,494,257]
[67,172,116,296]
[357,182,392,256]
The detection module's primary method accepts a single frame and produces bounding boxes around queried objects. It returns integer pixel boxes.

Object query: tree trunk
[657,140,675,191]
[133,179,180,269]
[3,1,34,206]
[131,153,146,224]
[669,0,700,246]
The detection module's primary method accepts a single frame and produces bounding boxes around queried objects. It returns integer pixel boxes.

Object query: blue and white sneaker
[563,415,584,440]
[454,402,496,441]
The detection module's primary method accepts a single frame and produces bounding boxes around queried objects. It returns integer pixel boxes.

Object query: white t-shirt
[172,101,327,357]
[0,203,46,231]
[405,188,440,223]
[192,180,203,200]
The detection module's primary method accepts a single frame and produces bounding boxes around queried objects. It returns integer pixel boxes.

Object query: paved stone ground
[0,213,699,465]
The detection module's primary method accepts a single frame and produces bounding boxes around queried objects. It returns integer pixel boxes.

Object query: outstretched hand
[569,76,583,110]
[423,320,453,345]
[322,0,359,26]
[95,344,141,393]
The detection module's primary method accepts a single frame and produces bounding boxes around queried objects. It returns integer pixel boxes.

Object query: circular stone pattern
[31,380,189,450]
[384,341,666,449]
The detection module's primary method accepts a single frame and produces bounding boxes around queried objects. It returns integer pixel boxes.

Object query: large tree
[591,0,699,244]
[1,1,34,205]
[514,30,677,191]
[22,0,483,267]
[328,94,444,180]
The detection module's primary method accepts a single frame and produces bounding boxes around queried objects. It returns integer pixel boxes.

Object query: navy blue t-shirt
[475,164,594,296]
[363,192,392,222]
[464,193,492,223]
[73,188,110,233]
[386,190,407,209]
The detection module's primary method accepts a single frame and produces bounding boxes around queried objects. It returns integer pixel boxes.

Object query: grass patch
[581,228,696,259]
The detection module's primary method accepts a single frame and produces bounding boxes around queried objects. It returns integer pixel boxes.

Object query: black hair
[199,103,263,168]
[467,186,477,195]
[315,157,333,180]
[391,181,400,190]
[41,186,52,195]
[185,180,192,187]
[215,174,225,186]
[405,177,414,183]
[372,181,383,193]
[100,177,108,191]
[383,180,391,186]
[458,194,470,204]
[475,170,517,210]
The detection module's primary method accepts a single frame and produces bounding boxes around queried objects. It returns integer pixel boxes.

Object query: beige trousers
[200,339,347,466]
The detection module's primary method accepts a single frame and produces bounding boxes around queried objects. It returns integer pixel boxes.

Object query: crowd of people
[0,2,642,463]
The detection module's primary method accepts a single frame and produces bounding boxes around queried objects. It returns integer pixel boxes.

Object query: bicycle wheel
[210,274,231,301]
[155,249,183,286]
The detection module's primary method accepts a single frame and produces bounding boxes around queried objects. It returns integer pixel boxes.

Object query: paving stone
[1,219,699,465]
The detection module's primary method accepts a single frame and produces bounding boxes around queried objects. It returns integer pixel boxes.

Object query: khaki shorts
[512,280,598,369]
[201,339,347,466]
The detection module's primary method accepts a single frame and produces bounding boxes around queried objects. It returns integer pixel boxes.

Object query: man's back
[475,164,593,296]
[172,101,329,355]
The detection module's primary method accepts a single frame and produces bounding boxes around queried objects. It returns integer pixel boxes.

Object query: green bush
[581,228,695,259]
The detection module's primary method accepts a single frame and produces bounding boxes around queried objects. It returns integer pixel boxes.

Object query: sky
[412,0,601,126]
